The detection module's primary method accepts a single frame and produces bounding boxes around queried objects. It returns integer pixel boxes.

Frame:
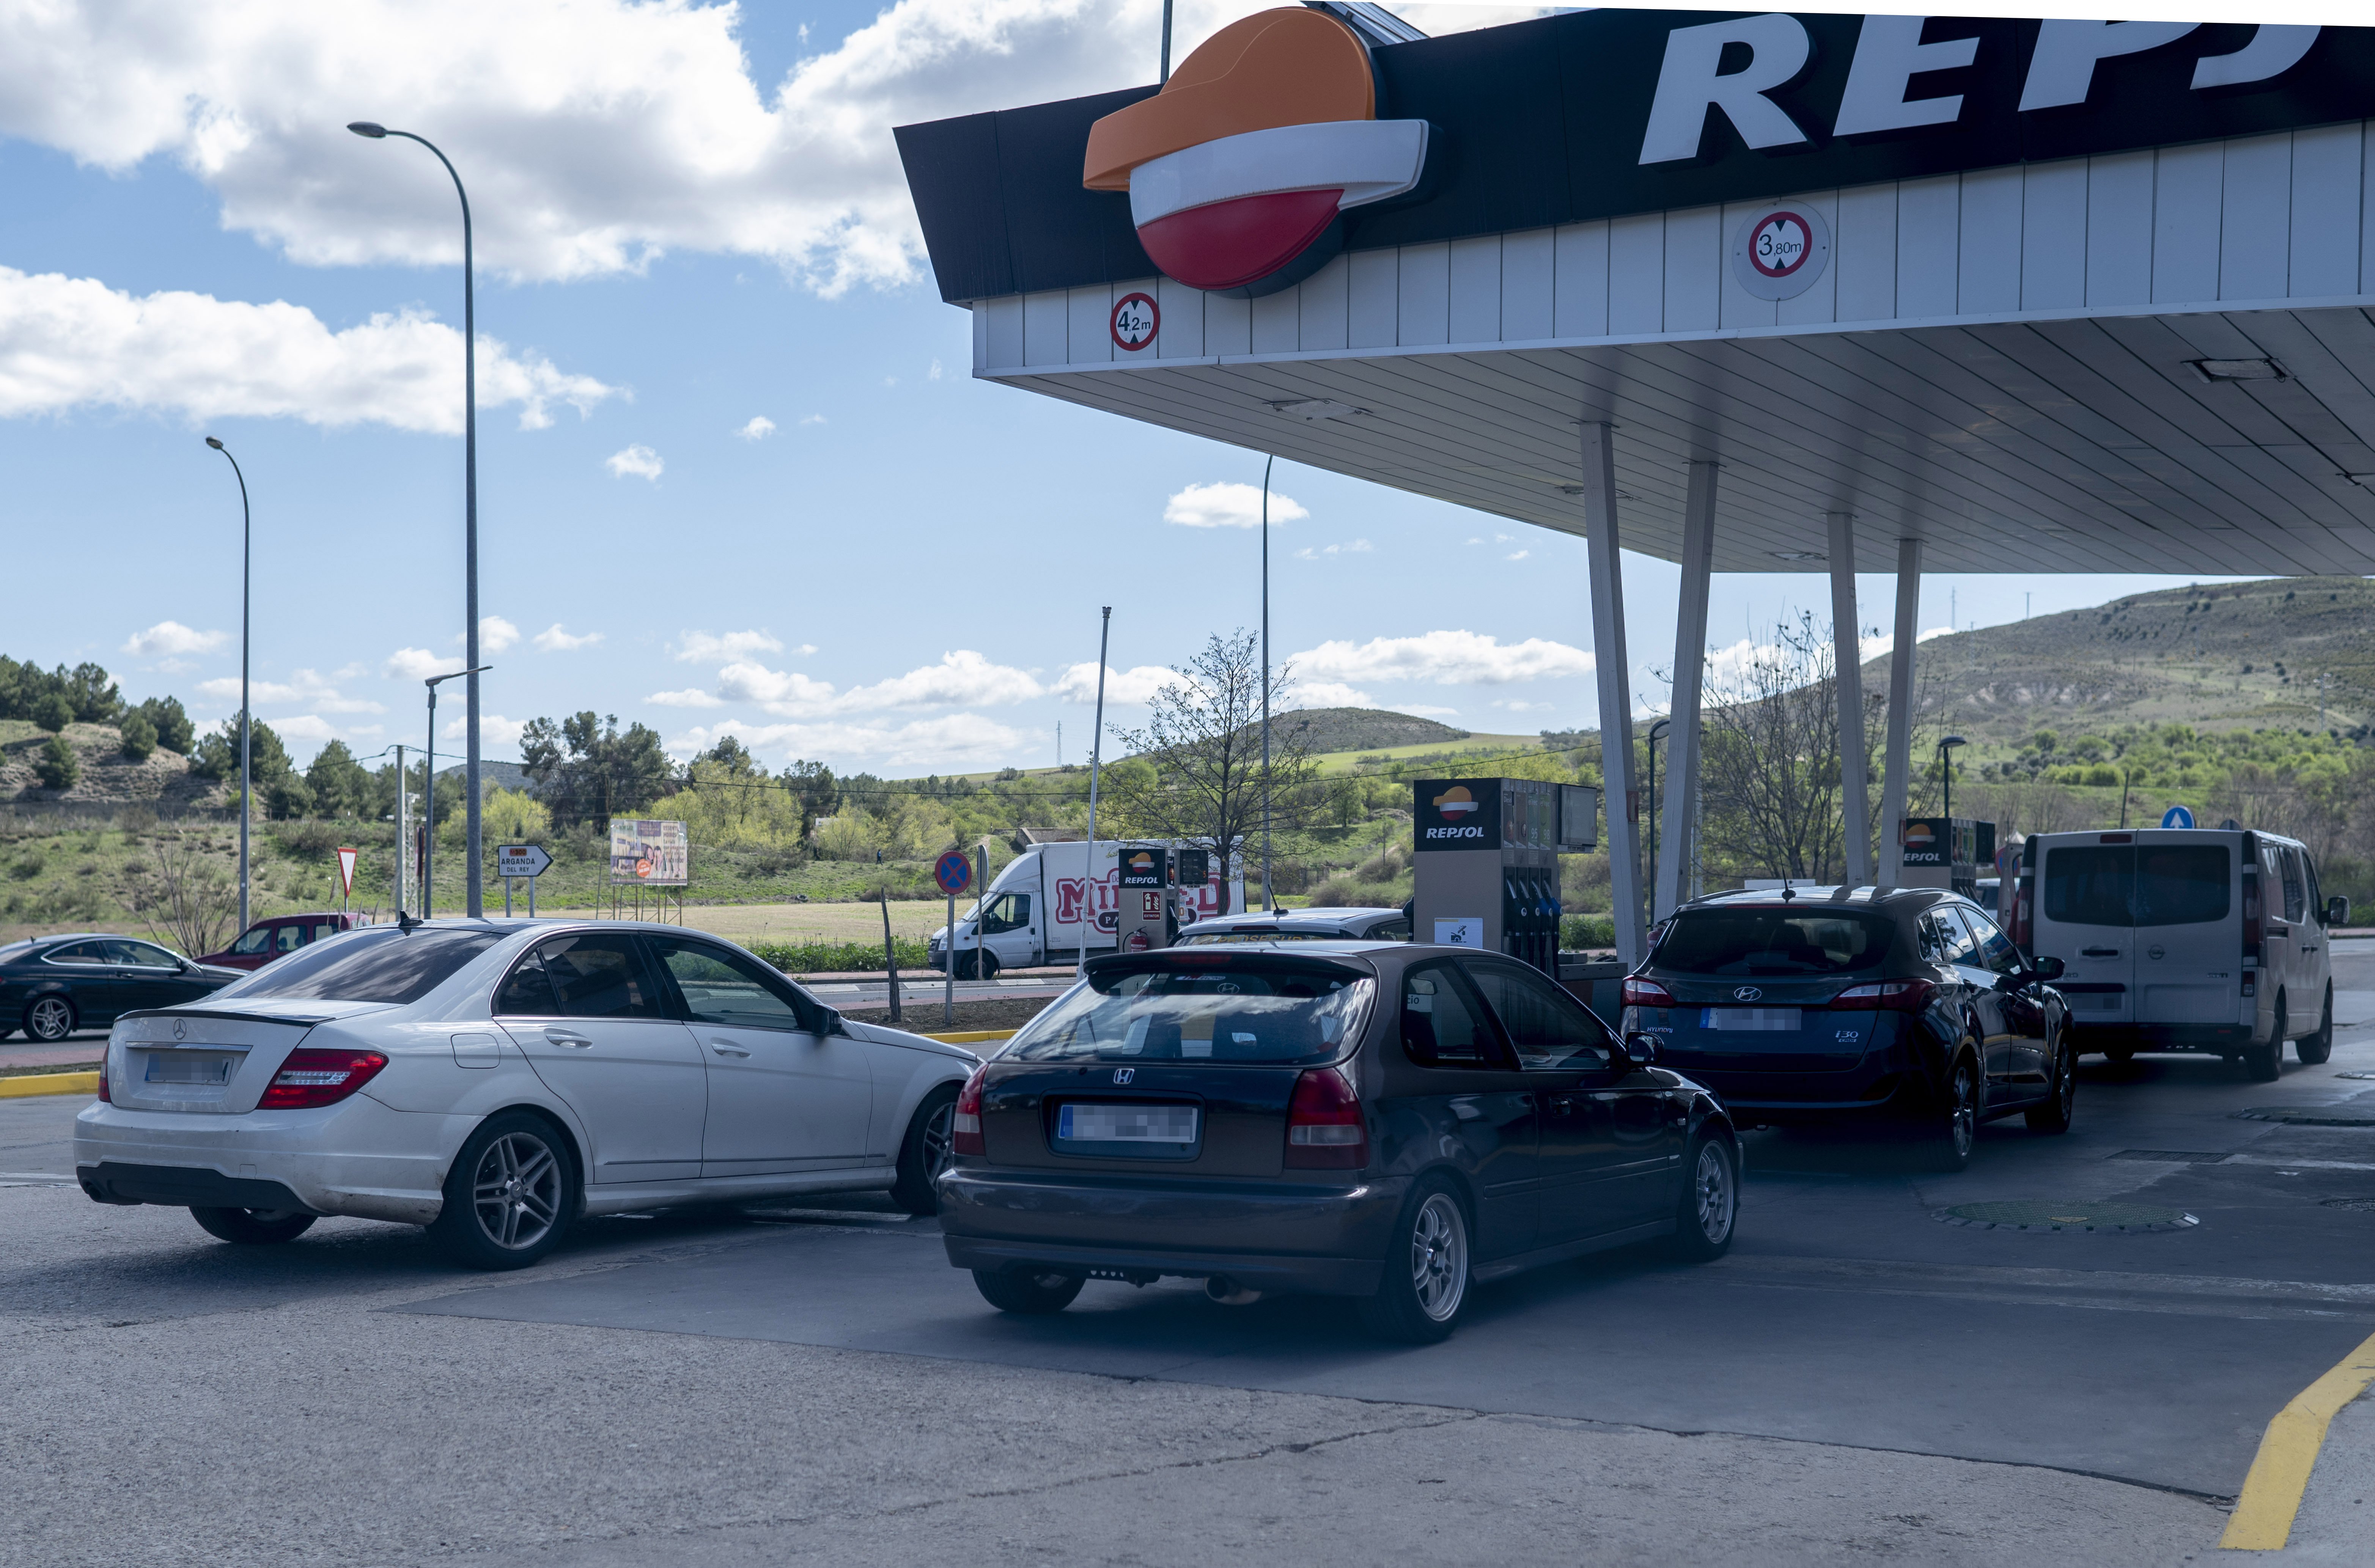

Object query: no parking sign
[933,849,974,896]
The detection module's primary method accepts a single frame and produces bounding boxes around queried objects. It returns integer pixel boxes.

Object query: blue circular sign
[933,849,973,896]
[2161,805,2195,830]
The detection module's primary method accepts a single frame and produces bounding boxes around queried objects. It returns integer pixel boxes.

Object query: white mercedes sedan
[73,920,977,1268]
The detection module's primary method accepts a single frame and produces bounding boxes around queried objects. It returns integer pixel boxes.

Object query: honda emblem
[1112,1068,1135,1085]
[1733,986,1762,1002]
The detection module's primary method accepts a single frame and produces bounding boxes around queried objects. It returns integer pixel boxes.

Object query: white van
[2015,827,2345,1080]
[926,841,1245,977]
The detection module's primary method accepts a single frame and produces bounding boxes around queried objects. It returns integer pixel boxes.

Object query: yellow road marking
[919,1030,1014,1045]
[2221,1328,2375,1549]
[0,1071,98,1100]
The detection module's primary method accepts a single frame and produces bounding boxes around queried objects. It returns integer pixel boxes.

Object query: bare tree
[1697,611,1860,882]
[1104,630,1323,907]
[126,831,241,956]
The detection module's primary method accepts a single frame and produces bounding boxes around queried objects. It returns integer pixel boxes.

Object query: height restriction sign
[1110,292,1159,351]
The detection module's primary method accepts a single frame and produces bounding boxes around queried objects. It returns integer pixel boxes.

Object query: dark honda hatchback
[1621,888,2074,1169]
[936,943,1740,1342]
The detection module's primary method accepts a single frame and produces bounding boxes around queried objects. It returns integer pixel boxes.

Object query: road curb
[2221,1328,2375,1549]
[0,1070,99,1100]
[918,1030,1014,1046]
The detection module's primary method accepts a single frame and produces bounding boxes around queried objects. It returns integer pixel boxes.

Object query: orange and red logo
[1083,8,1429,298]
[1432,786,1480,818]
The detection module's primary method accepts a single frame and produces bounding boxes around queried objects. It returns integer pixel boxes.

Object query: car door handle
[709,1039,751,1057]
[2080,947,2120,958]
[1547,1094,1578,1116]
[544,1029,593,1048]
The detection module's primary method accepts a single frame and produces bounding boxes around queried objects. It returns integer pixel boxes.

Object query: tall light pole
[204,436,253,935]
[423,666,492,919]
[1645,716,1670,905]
[1938,734,1967,825]
[349,120,486,916]
[1081,607,1112,978]
[1260,454,1274,913]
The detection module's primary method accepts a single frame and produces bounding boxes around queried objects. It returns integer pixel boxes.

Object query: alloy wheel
[2056,1040,2076,1122]
[920,1098,956,1180]
[26,997,72,1042]
[1692,1141,1736,1244]
[1408,1192,1469,1323]
[1949,1061,1978,1161]
[470,1131,562,1251]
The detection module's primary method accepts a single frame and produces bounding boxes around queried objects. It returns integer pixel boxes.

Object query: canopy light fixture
[1266,399,1367,421]
[1771,550,1826,561]
[2189,358,2285,383]
[1557,485,1636,499]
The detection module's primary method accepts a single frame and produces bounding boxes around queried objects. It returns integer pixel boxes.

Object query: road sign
[2161,805,2195,830]
[1110,291,1159,351]
[497,844,554,878]
[934,849,973,896]
[334,846,358,898]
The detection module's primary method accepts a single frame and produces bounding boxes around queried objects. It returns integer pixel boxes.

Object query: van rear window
[2137,846,2229,926]
[2044,845,2230,927]
[1652,909,1893,976]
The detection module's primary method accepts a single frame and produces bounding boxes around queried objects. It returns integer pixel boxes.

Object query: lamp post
[1081,607,1111,979]
[204,436,253,936]
[1938,734,1968,824]
[423,666,492,919]
[349,120,486,916]
[1645,716,1670,907]
[1260,453,1274,914]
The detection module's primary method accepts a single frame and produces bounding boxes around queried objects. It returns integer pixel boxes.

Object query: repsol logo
[1424,825,1486,841]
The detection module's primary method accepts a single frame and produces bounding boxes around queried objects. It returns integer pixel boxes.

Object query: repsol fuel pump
[1116,843,1172,951]
[1411,778,1596,977]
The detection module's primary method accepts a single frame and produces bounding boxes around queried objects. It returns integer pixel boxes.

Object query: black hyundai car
[0,934,241,1042]
[936,942,1739,1343]
[1620,888,2073,1170]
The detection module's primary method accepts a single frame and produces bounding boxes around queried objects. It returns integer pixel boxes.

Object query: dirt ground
[843,995,1054,1035]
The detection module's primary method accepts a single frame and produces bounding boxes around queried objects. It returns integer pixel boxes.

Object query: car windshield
[1654,907,1894,976]
[220,927,505,1006]
[1004,957,1374,1065]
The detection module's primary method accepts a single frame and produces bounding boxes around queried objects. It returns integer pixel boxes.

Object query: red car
[201,913,366,971]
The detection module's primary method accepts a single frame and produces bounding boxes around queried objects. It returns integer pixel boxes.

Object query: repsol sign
[1413,779,1503,854]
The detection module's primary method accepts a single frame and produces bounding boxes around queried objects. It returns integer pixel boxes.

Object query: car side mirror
[2030,955,2065,982]
[817,1006,845,1036]
[2327,895,2350,928]
[1622,1032,1660,1067]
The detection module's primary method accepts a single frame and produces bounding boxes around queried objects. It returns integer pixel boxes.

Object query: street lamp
[1937,734,1968,824]
[349,119,487,916]
[1645,716,1670,909]
[1260,453,1274,914]
[204,436,253,936]
[422,665,492,919]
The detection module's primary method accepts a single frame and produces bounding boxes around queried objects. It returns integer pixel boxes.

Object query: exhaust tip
[1205,1277,1262,1307]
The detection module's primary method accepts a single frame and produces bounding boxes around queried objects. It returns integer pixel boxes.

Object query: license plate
[143,1052,237,1085]
[1700,1008,1801,1031]
[1056,1102,1198,1145]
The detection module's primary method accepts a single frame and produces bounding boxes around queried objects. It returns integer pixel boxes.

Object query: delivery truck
[927,839,1244,976]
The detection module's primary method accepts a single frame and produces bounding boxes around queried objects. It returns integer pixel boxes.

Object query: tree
[520,711,675,826]
[32,692,72,733]
[780,759,838,841]
[119,711,158,761]
[1104,629,1323,905]
[1696,611,1864,883]
[133,696,195,755]
[63,661,122,722]
[191,715,291,787]
[126,831,239,957]
[33,734,78,790]
[265,773,315,820]
[305,740,371,819]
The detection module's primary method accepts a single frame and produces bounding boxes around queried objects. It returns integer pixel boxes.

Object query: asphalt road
[7,950,2375,1563]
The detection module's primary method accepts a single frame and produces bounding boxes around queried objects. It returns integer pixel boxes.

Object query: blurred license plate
[1057,1103,1198,1144]
[1700,1008,1801,1031]
[143,1052,236,1085]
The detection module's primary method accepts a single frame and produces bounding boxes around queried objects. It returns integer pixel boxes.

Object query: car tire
[1927,1050,1981,1173]
[1358,1177,1472,1344]
[190,1206,316,1245]
[888,1084,959,1216]
[972,1266,1085,1314]
[2245,998,2285,1083]
[979,951,1001,980]
[2298,984,2335,1067]
[1667,1134,1738,1262]
[23,995,75,1043]
[2025,1032,2077,1134]
[2104,1047,2136,1066]
[429,1111,577,1271]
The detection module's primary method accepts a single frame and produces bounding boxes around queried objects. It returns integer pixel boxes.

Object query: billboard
[609,819,689,886]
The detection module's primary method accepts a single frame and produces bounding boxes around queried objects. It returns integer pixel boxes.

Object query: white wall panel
[1834,182,1898,323]
[1068,286,1114,364]
[2219,134,2292,302]
[1251,287,1300,354]
[2364,124,2375,295]
[2291,125,2361,297]
[1206,291,1251,357]
[1022,291,1068,367]
[2087,150,2155,308]
[1501,229,1555,341]
[1776,190,1842,328]
[1299,255,1351,351]
[1957,166,2024,314]
[1608,213,1664,334]
[1719,200,1779,331]
[2020,159,2087,310]
[1896,175,1960,318]
[1448,236,1503,343]
[2153,141,2224,304]
[970,299,992,369]
[1398,240,1451,345]
[1154,277,1205,360]
[1349,249,1399,348]
[1552,221,1609,337]
[1664,206,1721,332]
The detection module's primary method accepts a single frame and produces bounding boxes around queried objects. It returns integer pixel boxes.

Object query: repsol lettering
[1424,825,1486,840]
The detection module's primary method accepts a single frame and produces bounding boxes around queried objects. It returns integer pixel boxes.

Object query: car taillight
[96,1060,110,1103]
[1831,979,1937,1013]
[1284,1066,1367,1170]
[2242,871,2262,963]
[952,1066,986,1156]
[256,1048,387,1109]
[1622,976,1675,1008]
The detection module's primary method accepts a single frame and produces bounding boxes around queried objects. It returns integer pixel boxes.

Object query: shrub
[1561,913,1618,951]
[33,734,78,789]
[746,938,936,975]
[119,712,158,761]
[266,773,315,820]
[32,692,72,733]
[279,821,344,856]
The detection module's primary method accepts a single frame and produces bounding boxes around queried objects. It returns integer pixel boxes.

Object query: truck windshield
[1004,957,1373,1065]
[1653,908,1893,976]
[222,927,504,1005]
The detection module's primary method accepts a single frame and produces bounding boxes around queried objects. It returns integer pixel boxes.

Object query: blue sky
[0,0,2251,775]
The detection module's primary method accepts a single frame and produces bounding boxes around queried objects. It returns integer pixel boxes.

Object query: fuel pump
[1411,778,1595,977]
[1116,843,1171,952]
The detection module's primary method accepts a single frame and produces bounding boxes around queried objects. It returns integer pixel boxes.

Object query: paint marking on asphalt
[2221,1155,2375,1173]
[2219,1328,2375,1549]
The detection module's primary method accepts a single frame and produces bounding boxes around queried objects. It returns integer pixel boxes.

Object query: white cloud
[0,269,615,431]
[606,443,663,480]
[1505,549,1530,561]
[1919,625,1955,642]
[533,623,602,652]
[199,668,384,713]
[837,650,1041,711]
[476,615,521,653]
[674,629,787,663]
[716,660,840,713]
[1491,698,1553,712]
[1163,480,1309,530]
[268,714,339,743]
[1399,704,1462,718]
[1293,681,1377,709]
[735,415,776,441]
[1294,630,1593,687]
[1055,662,1180,706]
[675,713,1026,769]
[648,687,724,708]
[798,413,827,426]
[122,620,227,657]
[384,647,463,680]
[1294,539,1372,561]
[928,358,944,380]
[442,713,529,749]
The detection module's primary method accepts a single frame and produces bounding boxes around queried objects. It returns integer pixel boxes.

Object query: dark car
[200,912,366,972]
[0,934,242,1042]
[936,942,1739,1342]
[1176,905,1412,944]
[1620,888,2073,1171]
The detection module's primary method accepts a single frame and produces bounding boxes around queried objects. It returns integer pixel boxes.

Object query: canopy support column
[1656,460,1717,921]
[1827,512,1871,887]
[1582,421,1645,965]
[1876,537,1924,889]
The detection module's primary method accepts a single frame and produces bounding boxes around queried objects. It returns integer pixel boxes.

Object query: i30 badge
[1112,1068,1135,1084]
[1082,8,1431,298]
[1733,987,1762,1002]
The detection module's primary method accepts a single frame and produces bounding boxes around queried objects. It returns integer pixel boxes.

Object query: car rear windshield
[1653,908,1894,976]
[222,927,505,1006]
[1003,957,1375,1065]
[2043,845,2230,928]
[1176,929,1350,944]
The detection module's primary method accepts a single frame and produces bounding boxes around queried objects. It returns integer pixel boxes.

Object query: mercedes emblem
[172,1020,186,1040]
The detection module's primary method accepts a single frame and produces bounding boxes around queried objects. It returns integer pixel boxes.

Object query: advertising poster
[609,819,690,885]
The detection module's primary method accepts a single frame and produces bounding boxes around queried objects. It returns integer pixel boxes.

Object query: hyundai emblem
[1733,986,1762,1002]
[1112,1068,1135,1084]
